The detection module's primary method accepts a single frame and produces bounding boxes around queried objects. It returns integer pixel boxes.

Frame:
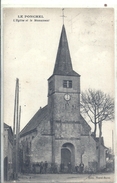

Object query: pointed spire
[53,25,79,76]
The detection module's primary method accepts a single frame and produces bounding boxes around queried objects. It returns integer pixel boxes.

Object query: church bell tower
[48,24,80,122]
[48,24,81,166]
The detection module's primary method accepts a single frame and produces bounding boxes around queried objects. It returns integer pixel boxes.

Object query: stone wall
[20,121,52,165]
[54,75,80,93]
[19,125,106,173]
[31,134,52,163]
[4,129,8,158]
[80,135,97,168]
[4,128,13,180]
[96,144,106,169]
[48,75,80,123]
[53,93,80,122]
[100,145,106,168]
[48,75,80,95]
[55,122,81,139]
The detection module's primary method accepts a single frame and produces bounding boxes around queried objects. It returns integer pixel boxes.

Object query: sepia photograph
[3,7,115,183]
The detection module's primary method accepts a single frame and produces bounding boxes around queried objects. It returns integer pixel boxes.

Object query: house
[4,123,13,180]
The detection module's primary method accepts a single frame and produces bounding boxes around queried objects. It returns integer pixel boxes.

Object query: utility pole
[18,106,21,173]
[13,78,18,179]
[18,106,21,136]
[12,78,20,180]
[15,78,19,180]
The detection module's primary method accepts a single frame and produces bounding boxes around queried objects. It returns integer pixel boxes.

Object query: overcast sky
[3,8,114,149]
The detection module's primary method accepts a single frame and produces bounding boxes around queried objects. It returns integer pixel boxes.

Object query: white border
[1,1,117,183]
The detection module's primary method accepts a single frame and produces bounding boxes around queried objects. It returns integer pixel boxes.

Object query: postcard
[2,7,115,183]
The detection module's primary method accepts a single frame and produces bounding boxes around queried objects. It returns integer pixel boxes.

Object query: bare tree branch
[80,89,114,137]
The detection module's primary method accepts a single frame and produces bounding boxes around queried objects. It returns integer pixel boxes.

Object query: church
[19,24,106,173]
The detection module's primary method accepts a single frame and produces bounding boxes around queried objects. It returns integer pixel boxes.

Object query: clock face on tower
[64,94,71,101]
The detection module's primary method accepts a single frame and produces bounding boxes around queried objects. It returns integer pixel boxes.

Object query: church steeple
[53,24,79,76]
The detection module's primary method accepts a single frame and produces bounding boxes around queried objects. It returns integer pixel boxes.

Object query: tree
[81,89,114,138]
[80,89,114,171]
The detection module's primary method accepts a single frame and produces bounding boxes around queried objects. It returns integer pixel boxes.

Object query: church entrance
[61,143,75,171]
[61,148,71,165]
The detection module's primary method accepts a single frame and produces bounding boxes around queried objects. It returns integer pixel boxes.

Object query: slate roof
[20,105,92,137]
[4,123,11,128]
[4,123,13,134]
[20,105,49,137]
[80,115,91,134]
[53,24,80,77]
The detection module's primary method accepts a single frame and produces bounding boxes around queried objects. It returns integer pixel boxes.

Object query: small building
[4,123,13,180]
[19,24,106,173]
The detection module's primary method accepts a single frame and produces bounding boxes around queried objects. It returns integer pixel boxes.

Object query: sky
[3,8,115,149]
